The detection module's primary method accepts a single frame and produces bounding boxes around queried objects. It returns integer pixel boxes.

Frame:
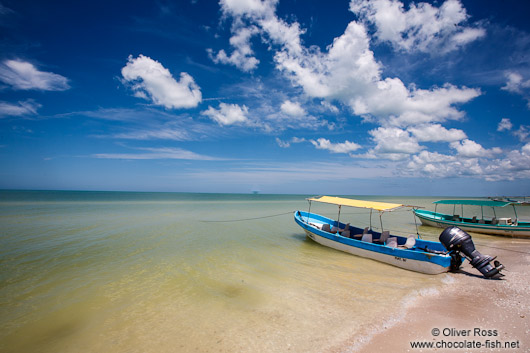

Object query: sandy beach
[334,237,530,352]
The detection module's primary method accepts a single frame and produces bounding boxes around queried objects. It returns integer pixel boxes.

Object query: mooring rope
[200,210,295,223]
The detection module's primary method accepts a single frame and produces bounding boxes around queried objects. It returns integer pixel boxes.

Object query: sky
[0,0,529,196]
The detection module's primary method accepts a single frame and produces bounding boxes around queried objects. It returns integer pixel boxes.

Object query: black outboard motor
[439,227,504,279]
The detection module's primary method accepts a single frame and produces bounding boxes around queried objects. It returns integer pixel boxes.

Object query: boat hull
[414,209,530,238]
[295,211,452,275]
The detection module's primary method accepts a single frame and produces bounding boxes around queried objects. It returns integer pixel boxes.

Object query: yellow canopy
[307,196,406,212]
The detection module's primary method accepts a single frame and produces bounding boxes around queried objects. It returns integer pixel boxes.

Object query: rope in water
[200,210,295,223]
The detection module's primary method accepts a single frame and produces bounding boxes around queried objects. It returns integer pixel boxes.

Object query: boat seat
[386,237,398,248]
[340,224,351,238]
[322,224,331,232]
[478,219,485,224]
[361,233,372,243]
[491,217,498,225]
[339,223,350,233]
[352,227,369,240]
[374,230,389,244]
[471,216,477,223]
[399,236,416,249]
[452,215,460,221]
[330,226,339,233]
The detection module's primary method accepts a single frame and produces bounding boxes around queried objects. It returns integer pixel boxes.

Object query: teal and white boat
[414,199,530,238]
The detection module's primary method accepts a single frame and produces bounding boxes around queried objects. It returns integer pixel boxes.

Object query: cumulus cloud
[321,101,339,113]
[502,72,530,108]
[0,59,70,91]
[497,118,513,132]
[121,55,202,109]
[369,127,423,157]
[502,72,530,94]
[310,138,361,154]
[407,123,467,142]
[280,100,306,117]
[513,125,529,142]
[201,103,249,125]
[404,144,530,181]
[495,118,529,142]
[405,150,483,178]
[450,139,502,158]
[208,25,260,72]
[349,0,485,53]
[0,100,41,117]
[214,0,480,128]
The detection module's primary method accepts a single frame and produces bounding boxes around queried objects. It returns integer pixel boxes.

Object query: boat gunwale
[414,209,530,231]
[295,210,452,268]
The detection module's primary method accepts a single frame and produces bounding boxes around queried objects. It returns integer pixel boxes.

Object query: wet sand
[333,238,530,352]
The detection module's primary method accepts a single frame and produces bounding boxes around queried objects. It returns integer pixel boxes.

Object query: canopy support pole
[337,205,341,226]
[370,209,373,230]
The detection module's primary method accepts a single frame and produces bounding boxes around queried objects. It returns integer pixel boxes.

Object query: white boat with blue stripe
[294,196,456,275]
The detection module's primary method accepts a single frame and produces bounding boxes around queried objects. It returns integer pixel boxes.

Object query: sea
[1,191,527,353]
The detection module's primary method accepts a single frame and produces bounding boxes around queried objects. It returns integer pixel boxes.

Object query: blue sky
[0,0,529,195]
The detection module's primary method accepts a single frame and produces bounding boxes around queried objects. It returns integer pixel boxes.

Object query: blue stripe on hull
[294,211,452,274]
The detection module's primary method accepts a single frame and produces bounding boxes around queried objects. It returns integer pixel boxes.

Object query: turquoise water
[1,191,522,352]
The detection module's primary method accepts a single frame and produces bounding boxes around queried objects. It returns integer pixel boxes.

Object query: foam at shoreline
[344,237,530,353]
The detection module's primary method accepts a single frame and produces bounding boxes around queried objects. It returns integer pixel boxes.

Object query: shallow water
[1,191,525,352]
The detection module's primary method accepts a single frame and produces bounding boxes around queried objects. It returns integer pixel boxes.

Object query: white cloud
[502,72,530,108]
[121,54,202,109]
[502,72,530,94]
[215,0,481,128]
[292,137,306,143]
[349,0,485,53]
[280,100,306,117]
[112,128,190,141]
[219,0,277,18]
[321,101,339,113]
[208,25,260,72]
[201,103,249,125]
[407,123,466,142]
[92,147,222,160]
[310,138,361,153]
[275,136,307,148]
[0,59,70,91]
[513,125,529,142]
[497,118,513,132]
[275,137,290,148]
[0,100,41,117]
[404,144,530,181]
[449,139,502,158]
[495,118,529,142]
[405,151,483,178]
[369,127,423,156]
